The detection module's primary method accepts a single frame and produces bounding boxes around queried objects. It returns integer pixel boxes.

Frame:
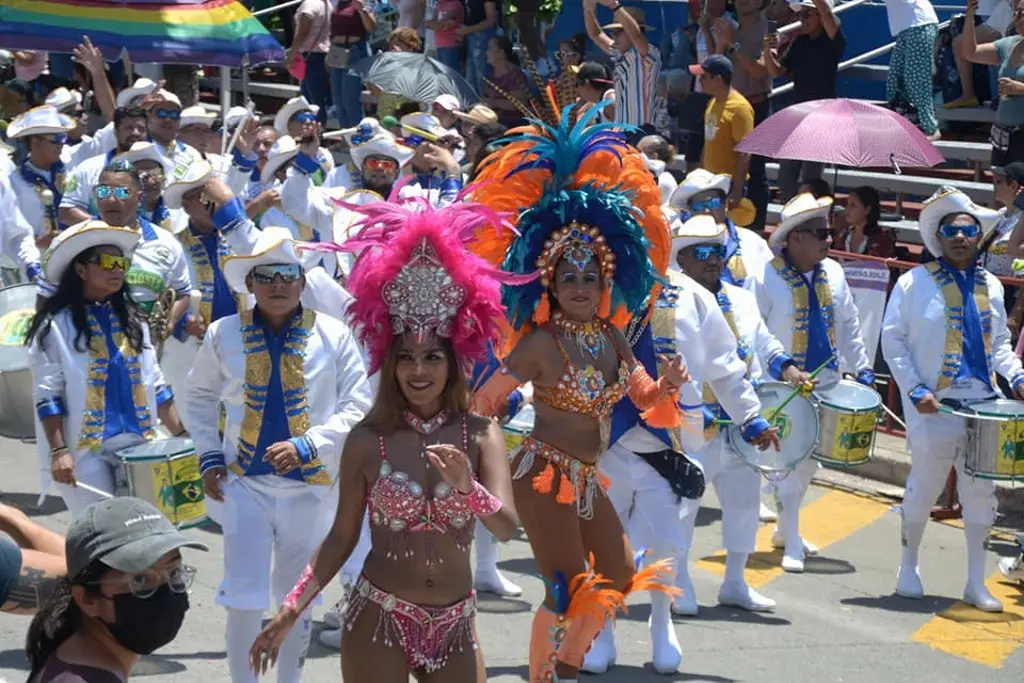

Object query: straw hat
[917,187,1000,258]
[260,136,299,186]
[163,159,215,210]
[452,104,499,126]
[222,226,320,294]
[6,106,75,139]
[42,220,140,284]
[670,214,728,265]
[602,6,653,31]
[769,193,834,248]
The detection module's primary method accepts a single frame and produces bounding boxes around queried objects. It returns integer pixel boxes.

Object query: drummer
[747,193,875,573]
[881,188,1024,613]
[672,214,811,615]
[24,220,188,517]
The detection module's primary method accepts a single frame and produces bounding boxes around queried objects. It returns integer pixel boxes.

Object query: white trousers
[54,452,116,518]
[679,434,761,554]
[600,442,687,567]
[903,414,997,527]
[769,457,820,500]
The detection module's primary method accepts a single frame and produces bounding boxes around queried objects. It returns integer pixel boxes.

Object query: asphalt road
[1,435,1023,683]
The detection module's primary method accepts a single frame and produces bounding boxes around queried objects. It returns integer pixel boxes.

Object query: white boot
[759,500,778,523]
[776,494,805,573]
[999,554,1024,584]
[649,592,682,674]
[963,523,1002,612]
[718,551,776,611]
[580,622,617,673]
[671,549,698,616]
[318,627,342,650]
[895,517,926,599]
[474,525,522,597]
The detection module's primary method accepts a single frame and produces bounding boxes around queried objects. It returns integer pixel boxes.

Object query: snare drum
[812,380,881,467]
[114,437,208,528]
[503,403,535,452]
[0,283,40,440]
[962,399,1024,481]
[728,381,818,480]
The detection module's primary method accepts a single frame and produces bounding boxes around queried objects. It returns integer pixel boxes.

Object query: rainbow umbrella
[0,0,284,67]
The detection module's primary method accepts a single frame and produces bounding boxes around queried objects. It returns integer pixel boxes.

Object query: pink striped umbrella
[735,98,945,169]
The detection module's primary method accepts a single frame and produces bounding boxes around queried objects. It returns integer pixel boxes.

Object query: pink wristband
[459,480,503,517]
[283,564,320,613]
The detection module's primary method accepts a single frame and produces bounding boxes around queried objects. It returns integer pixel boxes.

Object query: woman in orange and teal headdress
[469,101,686,682]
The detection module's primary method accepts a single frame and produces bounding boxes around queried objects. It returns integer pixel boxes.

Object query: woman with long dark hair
[27,220,186,517]
[25,496,206,683]
[836,186,896,258]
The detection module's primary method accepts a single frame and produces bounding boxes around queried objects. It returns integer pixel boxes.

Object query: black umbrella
[351,51,479,109]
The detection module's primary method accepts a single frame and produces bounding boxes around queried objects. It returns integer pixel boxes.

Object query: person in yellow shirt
[689,55,754,211]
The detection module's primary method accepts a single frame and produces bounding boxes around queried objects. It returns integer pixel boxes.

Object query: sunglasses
[689,196,724,213]
[89,253,131,271]
[364,157,398,172]
[939,223,980,239]
[691,244,728,261]
[42,134,68,147]
[292,111,317,124]
[94,185,132,200]
[250,263,303,284]
[152,109,181,121]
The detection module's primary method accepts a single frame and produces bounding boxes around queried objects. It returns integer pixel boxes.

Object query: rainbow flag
[0,0,284,66]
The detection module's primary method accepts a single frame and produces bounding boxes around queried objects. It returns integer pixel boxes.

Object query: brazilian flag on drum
[0,0,284,67]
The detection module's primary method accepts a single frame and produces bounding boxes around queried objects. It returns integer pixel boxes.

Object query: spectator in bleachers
[373,28,423,122]
[432,94,461,130]
[583,0,662,141]
[573,61,616,123]
[328,0,377,128]
[689,55,753,212]
[287,0,333,127]
[716,0,772,232]
[963,0,1024,166]
[481,36,530,128]
[800,177,833,199]
[637,134,680,204]
[455,0,500,94]
[555,34,587,73]
[760,0,845,201]
[882,0,940,140]
[426,0,465,72]
[396,0,425,32]
[661,22,697,73]
[948,0,1014,109]
[982,162,1024,339]
[835,186,897,257]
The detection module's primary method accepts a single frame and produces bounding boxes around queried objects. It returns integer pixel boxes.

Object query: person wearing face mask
[881,188,1024,613]
[397,112,464,208]
[25,221,188,513]
[747,193,874,574]
[59,106,150,227]
[24,496,207,683]
[183,226,372,683]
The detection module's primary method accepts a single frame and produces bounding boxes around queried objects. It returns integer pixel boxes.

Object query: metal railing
[250,0,304,18]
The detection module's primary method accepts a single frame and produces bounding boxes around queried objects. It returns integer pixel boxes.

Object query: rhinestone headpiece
[381,236,468,341]
[536,221,616,288]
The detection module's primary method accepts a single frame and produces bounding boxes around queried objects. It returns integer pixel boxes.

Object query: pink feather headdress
[309,195,525,374]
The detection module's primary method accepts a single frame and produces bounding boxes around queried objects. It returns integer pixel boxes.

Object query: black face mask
[103,584,190,655]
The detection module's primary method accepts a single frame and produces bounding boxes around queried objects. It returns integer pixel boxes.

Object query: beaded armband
[282,563,320,614]
[457,480,503,517]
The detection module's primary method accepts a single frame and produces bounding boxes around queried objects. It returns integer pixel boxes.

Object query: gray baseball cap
[66,497,208,579]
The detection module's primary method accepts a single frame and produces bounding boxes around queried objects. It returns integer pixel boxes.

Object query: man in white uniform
[882,188,1024,612]
[184,227,372,683]
[0,139,40,282]
[141,89,204,176]
[747,193,875,573]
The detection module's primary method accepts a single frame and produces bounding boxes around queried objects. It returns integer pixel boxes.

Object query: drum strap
[650,270,686,453]
[702,288,754,441]
[176,226,246,326]
[925,261,993,392]
[771,256,836,372]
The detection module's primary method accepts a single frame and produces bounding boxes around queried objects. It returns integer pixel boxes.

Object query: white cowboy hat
[179,105,217,129]
[670,214,728,266]
[331,189,385,277]
[116,78,158,108]
[116,141,173,175]
[918,187,1001,258]
[42,220,141,284]
[349,132,414,171]
[452,104,499,126]
[769,192,834,248]
[151,89,183,110]
[163,159,215,210]
[274,96,318,136]
[260,135,299,186]
[668,168,731,210]
[222,226,320,294]
[400,112,449,143]
[44,87,82,113]
[6,106,75,139]
[223,105,252,131]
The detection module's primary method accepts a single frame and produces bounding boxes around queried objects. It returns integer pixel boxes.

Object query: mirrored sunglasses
[153,109,181,121]
[43,134,69,146]
[939,222,980,240]
[690,196,724,213]
[404,134,427,147]
[250,263,303,284]
[691,244,728,261]
[94,185,132,200]
[89,253,131,271]
[363,157,398,172]
[293,111,317,124]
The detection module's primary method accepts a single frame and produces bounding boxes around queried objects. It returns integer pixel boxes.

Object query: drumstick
[765,355,837,422]
[402,124,441,143]
[75,482,115,499]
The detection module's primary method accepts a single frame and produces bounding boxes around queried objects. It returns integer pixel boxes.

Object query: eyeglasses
[689,196,724,213]
[292,111,317,124]
[88,253,132,271]
[94,185,133,201]
[364,157,398,172]
[250,263,303,284]
[42,134,68,147]
[939,222,980,239]
[89,564,196,599]
[152,109,181,121]
[691,244,728,261]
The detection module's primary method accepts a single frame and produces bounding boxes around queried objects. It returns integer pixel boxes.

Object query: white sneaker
[318,627,342,650]
[580,625,616,673]
[772,533,818,556]
[718,581,776,612]
[781,549,805,574]
[963,582,1003,612]
[649,615,682,674]
[474,568,523,597]
[759,501,778,523]
[895,565,924,599]
[999,555,1024,584]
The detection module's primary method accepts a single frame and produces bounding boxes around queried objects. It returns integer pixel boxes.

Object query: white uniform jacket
[61,122,117,170]
[716,282,791,384]
[183,310,372,494]
[0,172,41,276]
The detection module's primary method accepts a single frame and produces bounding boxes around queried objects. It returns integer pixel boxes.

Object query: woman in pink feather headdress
[249,197,521,682]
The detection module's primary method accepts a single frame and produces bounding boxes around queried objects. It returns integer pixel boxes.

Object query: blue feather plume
[544,570,571,614]
[633,547,649,571]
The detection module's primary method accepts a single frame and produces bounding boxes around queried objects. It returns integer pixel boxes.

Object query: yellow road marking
[695,489,891,588]
[911,572,1024,668]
